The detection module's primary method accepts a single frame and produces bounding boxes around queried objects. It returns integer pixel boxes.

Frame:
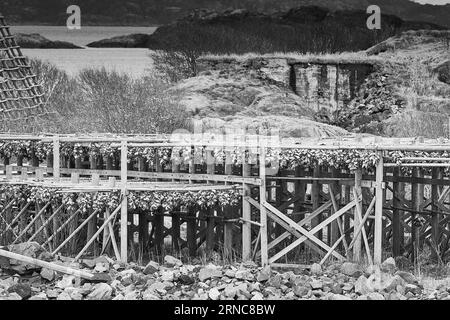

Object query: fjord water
[11,26,157,77]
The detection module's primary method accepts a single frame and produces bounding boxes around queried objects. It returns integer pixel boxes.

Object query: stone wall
[198,57,374,115]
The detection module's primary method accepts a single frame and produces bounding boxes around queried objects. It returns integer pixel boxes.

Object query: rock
[124,291,139,300]
[29,292,47,300]
[46,289,60,299]
[330,283,343,294]
[331,294,352,300]
[5,242,48,274]
[40,268,56,281]
[224,284,238,298]
[57,292,72,300]
[340,262,363,277]
[342,283,354,291]
[395,271,418,284]
[225,269,236,278]
[143,261,159,275]
[310,263,322,275]
[310,281,323,290]
[294,285,310,297]
[87,283,113,300]
[251,292,264,300]
[178,274,195,285]
[56,275,80,289]
[268,274,283,288]
[161,270,175,282]
[405,284,421,295]
[235,269,254,281]
[355,275,373,295]
[381,257,396,273]
[94,262,109,273]
[164,255,182,267]
[256,266,271,282]
[209,288,221,300]
[434,60,450,84]
[0,292,22,300]
[198,267,222,282]
[356,295,368,300]
[7,283,32,299]
[367,292,385,300]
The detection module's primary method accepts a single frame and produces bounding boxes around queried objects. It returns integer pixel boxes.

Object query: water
[11,26,158,77]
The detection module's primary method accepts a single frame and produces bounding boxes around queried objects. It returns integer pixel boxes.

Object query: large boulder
[434,61,450,85]
[2,242,51,275]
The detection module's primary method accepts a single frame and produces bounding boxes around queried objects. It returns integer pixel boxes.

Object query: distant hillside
[1,0,449,27]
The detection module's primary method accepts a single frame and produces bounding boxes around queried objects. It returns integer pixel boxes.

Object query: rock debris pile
[1,244,450,300]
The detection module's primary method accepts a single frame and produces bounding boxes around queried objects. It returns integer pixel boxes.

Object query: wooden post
[392,167,404,257]
[312,167,321,240]
[242,159,252,261]
[330,168,340,246]
[223,151,233,259]
[153,209,164,255]
[186,209,197,257]
[120,140,128,263]
[374,151,384,265]
[411,167,423,269]
[53,136,60,182]
[431,168,441,257]
[259,145,268,267]
[171,159,180,251]
[353,168,362,263]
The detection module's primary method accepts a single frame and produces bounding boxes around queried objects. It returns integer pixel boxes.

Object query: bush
[8,60,189,135]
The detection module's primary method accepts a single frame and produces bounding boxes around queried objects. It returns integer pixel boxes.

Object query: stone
[164,255,182,267]
[355,275,373,295]
[56,275,80,289]
[94,262,109,273]
[0,292,22,300]
[381,257,396,273]
[395,271,418,285]
[199,267,222,282]
[160,270,175,282]
[405,284,421,295]
[356,295,368,300]
[178,274,195,285]
[235,269,254,281]
[57,292,72,300]
[342,283,354,291]
[142,289,161,300]
[331,294,352,300]
[294,285,310,297]
[5,242,49,274]
[340,262,363,277]
[310,281,323,290]
[256,266,271,282]
[40,268,56,281]
[268,274,283,288]
[224,269,236,278]
[124,291,139,300]
[143,261,159,275]
[46,289,59,299]
[7,283,32,299]
[113,294,125,300]
[251,292,264,300]
[367,292,385,300]
[330,283,343,295]
[29,292,48,300]
[87,283,113,300]
[310,263,322,275]
[209,288,221,300]
[224,284,238,298]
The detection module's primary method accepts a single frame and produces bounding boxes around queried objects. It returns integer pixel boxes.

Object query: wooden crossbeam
[42,207,81,248]
[353,188,373,265]
[28,204,64,242]
[12,201,52,244]
[74,201,122,261]
[263,201,348,263]
[52,209,99,255]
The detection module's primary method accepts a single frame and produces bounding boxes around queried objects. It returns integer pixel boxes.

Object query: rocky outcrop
[16,33,82,49]
[87,34,152,48]
[435,61,450,85]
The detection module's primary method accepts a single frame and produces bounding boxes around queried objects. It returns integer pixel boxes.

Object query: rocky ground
[1,242,450,301]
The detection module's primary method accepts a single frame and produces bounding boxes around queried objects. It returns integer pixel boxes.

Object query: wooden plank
[392,167,403,257]
[120,140,128,263]
[242,160,252,261]
[353,169,362,262]
[259,147,268,266]
[374,151,384,265]
[0,249,94,280]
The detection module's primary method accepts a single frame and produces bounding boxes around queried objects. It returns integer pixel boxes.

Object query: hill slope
[1,0,449,27]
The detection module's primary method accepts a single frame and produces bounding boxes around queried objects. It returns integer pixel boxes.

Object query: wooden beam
[353,169,362,262]
[374,151,384,265]
[259,147,269,267]
[120,140,128,263]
